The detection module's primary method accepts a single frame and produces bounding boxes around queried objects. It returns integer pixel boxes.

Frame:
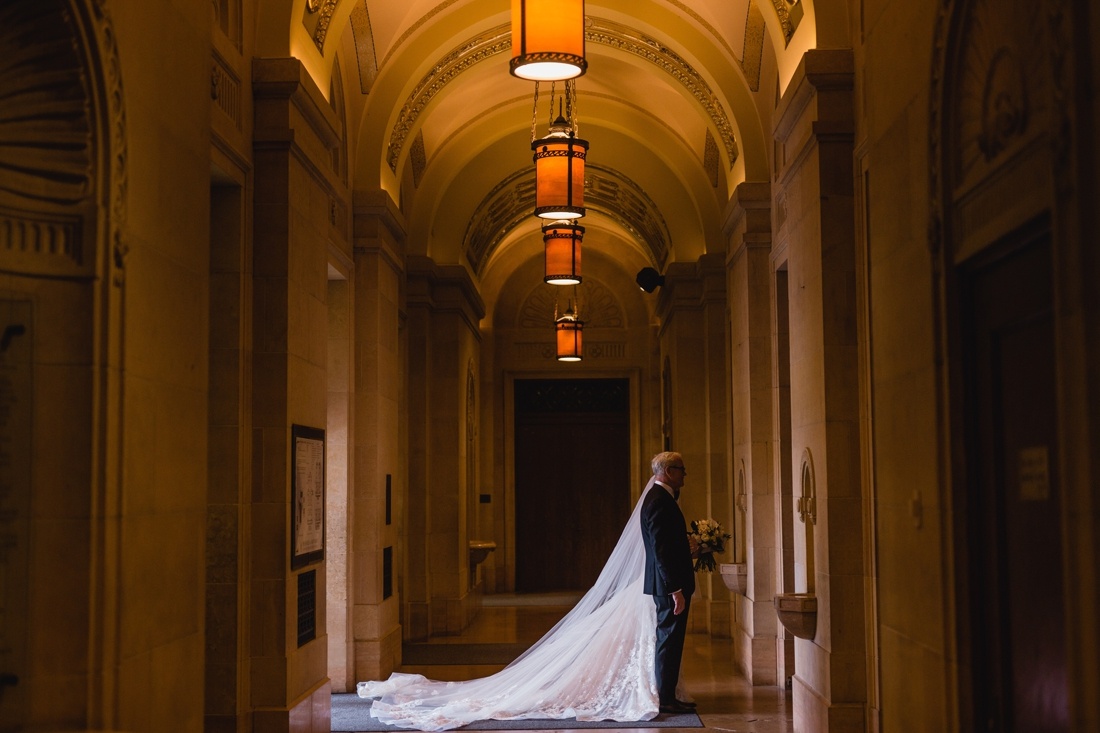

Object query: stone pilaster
[350,190,405,682]
[655,253,731,637]
[723,181,781,684]
[772,49,867,732]
[251,57,347,733]
[404,257,485,637]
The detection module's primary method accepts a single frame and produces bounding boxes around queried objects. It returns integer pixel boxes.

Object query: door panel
[514,379,630,592]
[964,231,1069,732]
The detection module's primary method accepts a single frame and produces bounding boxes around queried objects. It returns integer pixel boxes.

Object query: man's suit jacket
[640,484,695,598]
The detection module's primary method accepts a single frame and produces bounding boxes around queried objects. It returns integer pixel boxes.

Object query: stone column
[772,50,867,732]
[350,191,405,680]
[252,58,348,733]
[404,256,485,637]
[723,182,781,684]
[655,255,730,636]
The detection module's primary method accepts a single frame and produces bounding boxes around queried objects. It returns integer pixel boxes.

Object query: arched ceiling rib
[382,17,747,180]
[463,163,672,275]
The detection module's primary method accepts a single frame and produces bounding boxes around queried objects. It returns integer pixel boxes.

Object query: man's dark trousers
[653,592,691,705]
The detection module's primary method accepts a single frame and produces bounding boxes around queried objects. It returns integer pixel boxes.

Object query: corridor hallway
[383,593,793,732]
[6,2,1099,731]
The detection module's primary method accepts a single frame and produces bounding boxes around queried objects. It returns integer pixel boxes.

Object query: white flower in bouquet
[688,518,732,572]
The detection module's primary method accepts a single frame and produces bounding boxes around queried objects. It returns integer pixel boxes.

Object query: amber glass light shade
[543,221,583,285]
[532,129,587,219]
[510,0,587,81]
[555,318,583,361]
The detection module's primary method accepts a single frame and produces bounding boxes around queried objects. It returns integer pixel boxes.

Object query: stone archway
[0,0,126,728]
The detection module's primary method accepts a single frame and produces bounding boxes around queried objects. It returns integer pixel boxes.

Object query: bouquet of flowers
[688,518,732,572]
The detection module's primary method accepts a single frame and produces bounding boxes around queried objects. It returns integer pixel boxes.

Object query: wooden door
[514,379,630,592]
[962,228,1068,732]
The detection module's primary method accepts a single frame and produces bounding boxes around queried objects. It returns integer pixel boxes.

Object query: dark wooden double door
[961,226,1069,732]
[513,378,631,593]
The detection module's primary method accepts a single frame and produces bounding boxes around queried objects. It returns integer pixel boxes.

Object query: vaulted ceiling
[268,0,820,324]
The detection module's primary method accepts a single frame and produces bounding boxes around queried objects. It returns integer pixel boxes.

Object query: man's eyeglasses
[668,465,686,474]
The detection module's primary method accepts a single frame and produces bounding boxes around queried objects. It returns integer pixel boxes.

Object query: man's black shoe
[658,701,695,715]
[676,699,697,708]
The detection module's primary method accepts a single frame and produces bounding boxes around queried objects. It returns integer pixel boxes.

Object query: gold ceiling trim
[386,18,742,173]
[658,0,740,62]
[463,164,671,275]
[349,1,378,93]
[587,18,739,168]
[769,0,801,45]
[655,0,764,90]
[386,28,511,171]
[307,0,340,53]
[742,1,765,91]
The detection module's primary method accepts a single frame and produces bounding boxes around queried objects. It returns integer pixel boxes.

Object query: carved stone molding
[797,448,816,526]
[704,130,720,188]
[929,0,1068,258]
[587,18,739,168]
[518,279,624,331]
[386,28,511,172]
[212,51,242,129]
[410,131,426,189]
[0,0,126,281]
[349,1,378,94]
[770,0,804,46]
[0,4,92,209]
[306,0,339,53]
[977,49,1027,161]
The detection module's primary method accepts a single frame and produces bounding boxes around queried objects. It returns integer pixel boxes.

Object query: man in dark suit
[640,451,697,715]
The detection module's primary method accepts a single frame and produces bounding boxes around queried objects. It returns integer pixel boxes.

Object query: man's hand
[671,589,686,615]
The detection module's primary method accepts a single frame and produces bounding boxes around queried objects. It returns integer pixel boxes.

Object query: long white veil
[358,478,661,731]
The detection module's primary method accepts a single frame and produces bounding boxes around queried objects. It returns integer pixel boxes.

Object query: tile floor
[396,593,794,733]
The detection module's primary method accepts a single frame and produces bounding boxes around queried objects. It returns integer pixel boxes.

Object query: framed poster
[291,424,325,569]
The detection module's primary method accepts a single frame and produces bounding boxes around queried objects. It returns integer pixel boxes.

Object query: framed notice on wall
[291,424,325,569]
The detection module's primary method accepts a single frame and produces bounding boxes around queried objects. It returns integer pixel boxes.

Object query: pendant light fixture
[543,220,583,285]
[510,0,587,81]
[532,80,587,220]
[554,294,584,362]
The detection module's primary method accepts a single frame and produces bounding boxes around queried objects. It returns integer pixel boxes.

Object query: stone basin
[718,562,748,595]
[468,540,496,566]
[773,592,817,640]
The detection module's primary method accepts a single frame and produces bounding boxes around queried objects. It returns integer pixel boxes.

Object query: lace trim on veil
[357,479,662,731]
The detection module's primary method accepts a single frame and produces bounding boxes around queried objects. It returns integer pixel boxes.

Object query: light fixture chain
[548,81,557,127]
[567,79,577,135]
[531,81,540,143]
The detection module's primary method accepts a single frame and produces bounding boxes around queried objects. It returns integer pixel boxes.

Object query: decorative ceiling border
[386,27,511,171]
[658,0,763,91]
[385,18,741,174]
[306,0,340,53]
[349,1,378,93]
[587,17,739,168]
[743,0,765,91]
[463,163,671,275]
[769,0,801,46]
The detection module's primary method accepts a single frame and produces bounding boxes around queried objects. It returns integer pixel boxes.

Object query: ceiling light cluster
[511,0,590,361]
